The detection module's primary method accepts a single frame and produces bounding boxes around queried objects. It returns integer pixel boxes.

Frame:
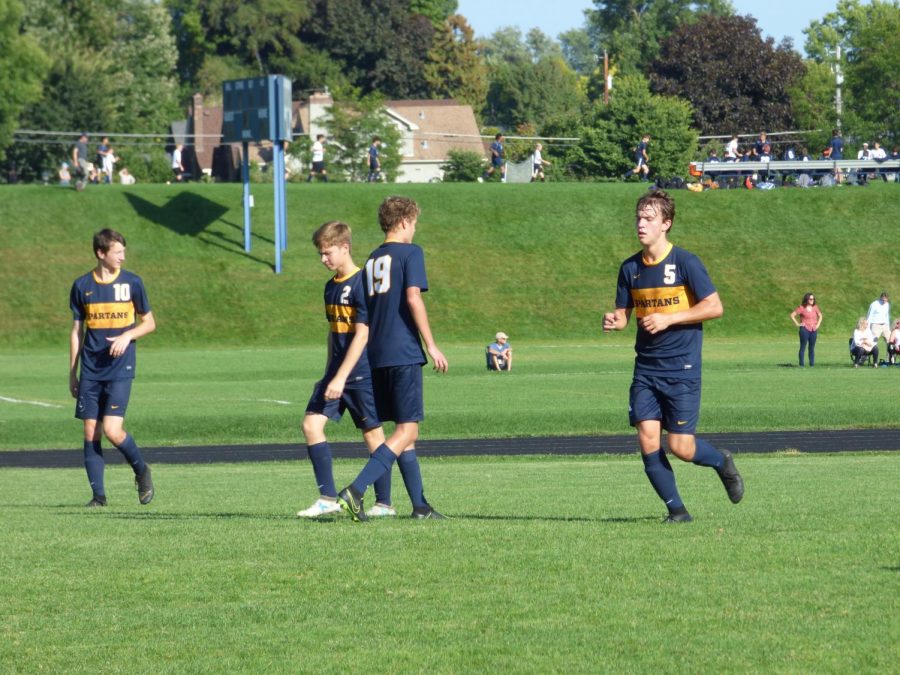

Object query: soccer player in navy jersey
[480,133,506,182]
[337,196,449,521]
[623,133,651,181]
[69,229,155,507]
[602,190,744,523]
[297,221,394,518]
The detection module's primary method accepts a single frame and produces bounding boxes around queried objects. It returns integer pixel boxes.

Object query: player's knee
[103,422,126,445]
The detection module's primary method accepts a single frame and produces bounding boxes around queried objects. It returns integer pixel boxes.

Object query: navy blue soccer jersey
[636,140,648,160]
[70,269,151,381]
[364,241,428,368]
[614,244,716,378]
[322,268,370,382]
[369,144,379,167]
[490,141,504,164]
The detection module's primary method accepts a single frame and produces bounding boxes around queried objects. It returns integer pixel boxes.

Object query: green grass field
[1,339,897,451]
[1,183,898,671]
[1,454,898,672]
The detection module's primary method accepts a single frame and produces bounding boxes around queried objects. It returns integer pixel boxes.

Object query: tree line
[1,0,897,182]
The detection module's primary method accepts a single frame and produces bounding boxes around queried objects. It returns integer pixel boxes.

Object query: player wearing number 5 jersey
[336,196,449,521]
[602,190,743,523]
[69,229,155,507]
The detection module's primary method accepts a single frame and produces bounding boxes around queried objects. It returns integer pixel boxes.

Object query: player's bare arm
[638,292,723,335]
[407,286,448,372]
[325,323,369,400]
[603,307,632,332]
[69,319,84,397]
[106,311,156,358]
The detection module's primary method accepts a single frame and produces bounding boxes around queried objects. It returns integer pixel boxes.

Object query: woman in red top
[790,292,823,367]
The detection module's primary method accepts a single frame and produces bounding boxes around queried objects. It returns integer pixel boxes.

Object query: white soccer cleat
[297,498,342,518]
[365,503,397,518]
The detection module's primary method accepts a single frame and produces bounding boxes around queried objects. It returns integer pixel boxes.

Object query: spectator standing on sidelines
[866,291,891,358]
[171,144,184,182]
[724,134,741,161]
[623,134,651,181]
[367,137,382,182]
[307,134,328,182]
[336,196,449,521]
[790,292,823,367]
[69,229,156,507]
[602,189,744,523]
[72,133,90,183]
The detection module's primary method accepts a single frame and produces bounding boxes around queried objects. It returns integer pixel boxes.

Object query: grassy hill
[0,182,897,349]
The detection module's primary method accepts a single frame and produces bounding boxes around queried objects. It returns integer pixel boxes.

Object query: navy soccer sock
[115,433,147,476]
[373,471,392,506]
[84,440,105,498]
[307,442,337,498]
[397,450,427,509]
[691,438,725,470]
[642,450,685,512]
[350,445,396,495]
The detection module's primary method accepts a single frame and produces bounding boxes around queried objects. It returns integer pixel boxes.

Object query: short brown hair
[378,196,420,233]
[312,221,352,249]
[636,189,676,229]
[93,229,126,257]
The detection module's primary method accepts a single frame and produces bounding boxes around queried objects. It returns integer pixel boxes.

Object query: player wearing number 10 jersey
[336,196,449,521]
[603,190,743,523]
[69,229,155,507]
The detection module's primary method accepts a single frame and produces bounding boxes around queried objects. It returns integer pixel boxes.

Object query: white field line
[0,395,63,409]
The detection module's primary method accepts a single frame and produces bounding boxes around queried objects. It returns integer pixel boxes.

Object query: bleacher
[690,158,900,183]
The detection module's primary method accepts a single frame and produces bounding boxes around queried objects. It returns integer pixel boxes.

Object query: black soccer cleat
[86,495,108,508]
[663,511,693,524]
[411,505,446,520]
[716,449,744,504]
[337,487,368,522]
[136,466,154,505]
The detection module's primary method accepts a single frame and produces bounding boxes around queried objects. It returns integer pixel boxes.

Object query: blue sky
[455,0,840,55]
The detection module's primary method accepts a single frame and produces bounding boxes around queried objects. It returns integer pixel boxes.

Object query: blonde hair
[856,317,868,330]
[312,221,352,249]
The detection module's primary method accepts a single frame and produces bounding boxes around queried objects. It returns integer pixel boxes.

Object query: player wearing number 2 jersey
[603,190,743,523]
[336,196,449,521]
[69,229,155,507]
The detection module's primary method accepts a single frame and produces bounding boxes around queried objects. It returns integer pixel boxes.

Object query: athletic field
[1,184,897,671]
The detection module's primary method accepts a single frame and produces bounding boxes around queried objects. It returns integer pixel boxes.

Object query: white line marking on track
[0,396,63,409]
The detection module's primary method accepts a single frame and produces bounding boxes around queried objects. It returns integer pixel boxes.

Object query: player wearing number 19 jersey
[69,229,155,507]
[336,196,449,521]
[603,190,743,523]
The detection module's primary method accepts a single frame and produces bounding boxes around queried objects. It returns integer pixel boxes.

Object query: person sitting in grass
[487,331,513,371]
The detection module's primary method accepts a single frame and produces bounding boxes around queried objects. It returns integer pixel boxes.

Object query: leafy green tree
[559,27,597,75]
[323,93,402,182]
[649,14,805,135]
[440,148,483,181]
[803,0,900,142]
[0,0,49,165]
[563,74,697,179]
[302,0,435,98]
[481,28,585,128]
[410,0,457,26]
[585,0,733,77]
[424,15,488,112]
[787,61,836,155]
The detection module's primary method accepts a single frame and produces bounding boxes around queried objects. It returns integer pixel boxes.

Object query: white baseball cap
[495,332,508,340]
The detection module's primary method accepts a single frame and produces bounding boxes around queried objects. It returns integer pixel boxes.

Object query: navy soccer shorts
[628,372,701,435]
[372,364,424,424]
[305,379,381,430]
[75,378,133,420]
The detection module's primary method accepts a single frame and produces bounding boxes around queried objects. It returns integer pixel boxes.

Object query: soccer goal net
[505,159,534,183]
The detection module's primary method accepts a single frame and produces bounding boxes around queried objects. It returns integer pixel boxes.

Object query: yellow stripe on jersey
[325,303,357,333]
[85,302,135,329]
[631,286,695,317]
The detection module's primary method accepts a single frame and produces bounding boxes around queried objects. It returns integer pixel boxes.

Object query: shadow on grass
[451,513,658,524]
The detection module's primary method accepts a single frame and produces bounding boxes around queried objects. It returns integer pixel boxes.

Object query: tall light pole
[834,45,844,133]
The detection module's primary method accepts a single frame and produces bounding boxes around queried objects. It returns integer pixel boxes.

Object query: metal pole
[835,45,843,133]
[242,141,251,252]
[603,50,609,105]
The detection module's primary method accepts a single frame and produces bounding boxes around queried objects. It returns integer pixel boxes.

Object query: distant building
[173,91,484,183]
